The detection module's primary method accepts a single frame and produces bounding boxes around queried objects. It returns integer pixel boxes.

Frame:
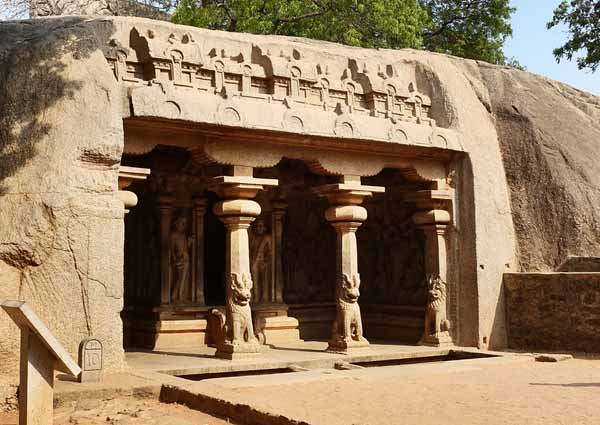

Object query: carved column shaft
[418,222,449,282]
[219,215,257,279]
[331,221,362,281]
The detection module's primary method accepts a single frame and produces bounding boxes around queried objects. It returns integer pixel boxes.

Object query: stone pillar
[316,176,384,354]
[158,194,175,306]
[209,168,278,359]
[192,198,207,305]
[411,189,454,347]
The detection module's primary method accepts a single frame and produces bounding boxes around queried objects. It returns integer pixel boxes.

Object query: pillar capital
[315,178,385,205]
[406,189,453,211]
[325,205,368,224]
[210,175,278,199]
[118,165,150,213]
[213,199,262,219]
[118,165,150,190]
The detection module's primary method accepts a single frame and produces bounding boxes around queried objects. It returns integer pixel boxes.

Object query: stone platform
[124,341,458,377]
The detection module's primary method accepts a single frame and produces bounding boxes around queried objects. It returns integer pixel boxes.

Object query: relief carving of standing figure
[170,216,192,303]
[250,218,272,304]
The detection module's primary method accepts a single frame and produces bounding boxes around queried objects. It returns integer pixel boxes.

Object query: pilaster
[192,198,208,305]
[158,194,175,306]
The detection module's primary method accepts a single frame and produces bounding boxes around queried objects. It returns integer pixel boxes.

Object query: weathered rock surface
[0,17,127,407]
[505,273,600,353]
[0,16,598,408]
[478,66,600,271]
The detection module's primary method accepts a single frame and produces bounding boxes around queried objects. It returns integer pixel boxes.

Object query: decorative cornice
[103,24,463,152]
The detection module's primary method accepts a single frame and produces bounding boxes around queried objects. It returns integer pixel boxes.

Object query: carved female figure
[170,216,191,303]
[250,218,272,304]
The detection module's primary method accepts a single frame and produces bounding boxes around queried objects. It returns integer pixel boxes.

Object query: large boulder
[479,64,600,271]
[0,17,126,410]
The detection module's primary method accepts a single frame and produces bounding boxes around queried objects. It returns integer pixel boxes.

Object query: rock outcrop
[479,65,600,271]
[0,17,127,406]
[0,16,598,409]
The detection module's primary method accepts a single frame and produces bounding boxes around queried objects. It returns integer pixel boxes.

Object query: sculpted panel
[250,217,273,304]
[169,216,192,303]
[282,190,336,305]
[358,182,426,306]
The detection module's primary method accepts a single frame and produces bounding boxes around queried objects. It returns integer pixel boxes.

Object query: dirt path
[0,397,235,425]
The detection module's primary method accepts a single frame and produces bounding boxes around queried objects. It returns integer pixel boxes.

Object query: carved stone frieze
[104,25,463,151]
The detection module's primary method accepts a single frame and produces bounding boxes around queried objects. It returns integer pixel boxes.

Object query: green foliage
[503,56,526,71]
[548,0,600,72]
[172,0,427,49]
[172,0,515,64]
[421,0,514,64]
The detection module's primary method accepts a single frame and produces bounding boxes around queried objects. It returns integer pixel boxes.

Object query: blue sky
[505,0,599,95]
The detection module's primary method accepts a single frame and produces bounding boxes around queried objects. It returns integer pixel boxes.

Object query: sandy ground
[2,356,600,425]
[189,356,600,425]
[0,398,235,425]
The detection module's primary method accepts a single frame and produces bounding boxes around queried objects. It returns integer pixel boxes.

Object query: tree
[172,0,515,64]
[0,0,174,20]
[172,0,428,50]
[421,0,514,64]
[1,0,517,66]
[548,0,600,72]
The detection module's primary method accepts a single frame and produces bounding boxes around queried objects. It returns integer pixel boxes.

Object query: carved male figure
[330,273,367,347]
[420,275,452,346]
[250,218,272,303]
[170,216,191,302]
[212,272,258,346]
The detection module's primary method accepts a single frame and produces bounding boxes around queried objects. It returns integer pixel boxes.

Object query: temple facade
[4,17,543,388]
[111,24,463,355]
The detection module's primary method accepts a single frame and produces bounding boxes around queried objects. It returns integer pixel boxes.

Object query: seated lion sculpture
[211,272,258,347]
[419,274,452,346]
[329,273,367,350]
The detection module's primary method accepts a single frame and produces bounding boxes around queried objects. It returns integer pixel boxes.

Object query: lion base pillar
[316,177,384,355]
[211,172,278,360]
[412,189,454,348]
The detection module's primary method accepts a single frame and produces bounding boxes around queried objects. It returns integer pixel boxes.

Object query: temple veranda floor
[3,341,600,425]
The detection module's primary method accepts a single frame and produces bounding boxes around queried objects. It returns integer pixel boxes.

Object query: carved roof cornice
[102,21,463,153]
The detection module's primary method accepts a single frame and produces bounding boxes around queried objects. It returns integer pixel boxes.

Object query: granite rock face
[0,17,127,400]
[0,16,599,408]
[479,66,600,271]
